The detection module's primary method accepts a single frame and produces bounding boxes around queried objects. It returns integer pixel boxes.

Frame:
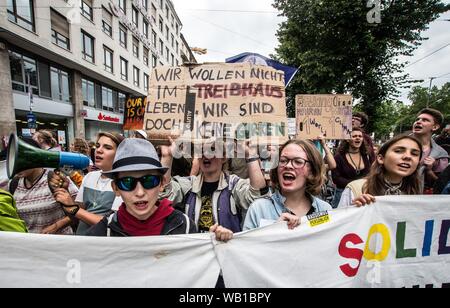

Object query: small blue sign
[27,112,37,129]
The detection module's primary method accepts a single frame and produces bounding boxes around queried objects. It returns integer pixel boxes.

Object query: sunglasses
[115,175,162,192]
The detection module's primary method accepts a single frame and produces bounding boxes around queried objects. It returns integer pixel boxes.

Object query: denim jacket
[243,190,332,230]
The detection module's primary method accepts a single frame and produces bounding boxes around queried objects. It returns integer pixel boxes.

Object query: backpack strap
[8,177,20,195]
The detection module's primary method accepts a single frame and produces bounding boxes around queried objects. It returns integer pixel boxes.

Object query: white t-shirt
[75,171,122,235]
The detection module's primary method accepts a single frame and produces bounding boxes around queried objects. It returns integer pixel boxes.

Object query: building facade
[0,0,195,147]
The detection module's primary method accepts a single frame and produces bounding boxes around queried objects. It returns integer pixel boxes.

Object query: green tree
[273,0,450,132]
[396,82,450,132]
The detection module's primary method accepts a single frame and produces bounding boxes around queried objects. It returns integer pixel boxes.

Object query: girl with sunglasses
[49,132,125,235]
[243,139,332,230]
[86,138,196,236]
[338,134,423,207]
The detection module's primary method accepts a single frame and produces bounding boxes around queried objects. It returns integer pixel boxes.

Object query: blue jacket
[243,190,332,230]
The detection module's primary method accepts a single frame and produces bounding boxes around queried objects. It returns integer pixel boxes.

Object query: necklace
[384,179,403,195]
[347,153,362,175]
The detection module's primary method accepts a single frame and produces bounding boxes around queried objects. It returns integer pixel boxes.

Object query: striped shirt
[14,169,78,234]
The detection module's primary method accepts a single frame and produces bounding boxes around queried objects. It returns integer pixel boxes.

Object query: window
[103,46,113,73]
[120,57,128,81]
[176,59,179,66]
[159,16,163,32]
[118,92,126,113]
[152,54,157,68]
[143,47,149,67]
[81,31,94,63]
[143,0,148,11]
[119,23,127,48]
[102,86,113,111]
[166,47,169,62]
[133,66,140,87]
[143,20,149,38]
[9,50,38,95]
[132,6,139,28]
[171,34,174,48]
[132,36,139,58]
[176,24,179,36]
[159,39,164,56]
[51,67,70,102]
[171,53,174,67]
[152,30,157,48]
[7,0,35,32]
[81,0,93,21]
[176,41,179,54]
[159,0,163,8]
[171,14,174,28]
[165,5,169,19]
[165,25,169,40]
[119,0,126,14]
[51,9,70,50]
[82,79,95,107]
[144,73,149,92]
[151,4,157,23]
[102,7,113,37]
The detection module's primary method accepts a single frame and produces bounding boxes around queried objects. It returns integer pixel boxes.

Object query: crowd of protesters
[1,108,449,247]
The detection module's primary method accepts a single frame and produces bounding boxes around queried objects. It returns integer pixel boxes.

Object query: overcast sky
[172,0,450,104]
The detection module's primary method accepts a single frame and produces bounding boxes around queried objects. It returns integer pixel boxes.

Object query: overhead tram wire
[405,42,450,68]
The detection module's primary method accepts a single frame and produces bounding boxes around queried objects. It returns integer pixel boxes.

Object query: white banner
[216,196,450,288]
[0,232,220,288]
[1,196,449,288]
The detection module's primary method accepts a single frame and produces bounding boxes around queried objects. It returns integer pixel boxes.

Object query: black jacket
[86,208,197,237]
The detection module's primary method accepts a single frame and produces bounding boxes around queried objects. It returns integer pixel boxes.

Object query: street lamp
[427,77,436,108]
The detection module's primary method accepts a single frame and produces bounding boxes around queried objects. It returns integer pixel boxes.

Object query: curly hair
[338,128,369,156]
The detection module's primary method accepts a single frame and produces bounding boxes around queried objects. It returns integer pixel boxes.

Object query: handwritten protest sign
[144,63,288,144]
[123,96,148,130]
[295,94,352,139]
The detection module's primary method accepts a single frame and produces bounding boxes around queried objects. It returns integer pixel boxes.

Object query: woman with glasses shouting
[243,140,332,230]
[86,138,196,237]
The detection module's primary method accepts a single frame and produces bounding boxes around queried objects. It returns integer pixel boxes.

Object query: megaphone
[6,134,90,179]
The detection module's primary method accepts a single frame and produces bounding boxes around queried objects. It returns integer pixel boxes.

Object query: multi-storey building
[0,0,196,146]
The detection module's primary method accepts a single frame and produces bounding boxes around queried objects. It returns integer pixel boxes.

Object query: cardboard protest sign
[295,94,352,140]
[144,63,288,144]
[123,96,148,130]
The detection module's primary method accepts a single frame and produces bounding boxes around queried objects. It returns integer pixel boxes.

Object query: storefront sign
[83,108,123,124]
[98,113,120,123]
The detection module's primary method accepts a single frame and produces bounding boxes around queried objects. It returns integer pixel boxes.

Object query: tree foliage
[273,0,450,132]
[396,82,450,132]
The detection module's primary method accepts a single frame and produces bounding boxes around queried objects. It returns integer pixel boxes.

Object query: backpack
[183,174,242,232]
[0,189,28,233]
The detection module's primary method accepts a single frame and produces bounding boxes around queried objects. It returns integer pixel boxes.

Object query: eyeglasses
[279,157,310,169]
[115,175,162,192]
